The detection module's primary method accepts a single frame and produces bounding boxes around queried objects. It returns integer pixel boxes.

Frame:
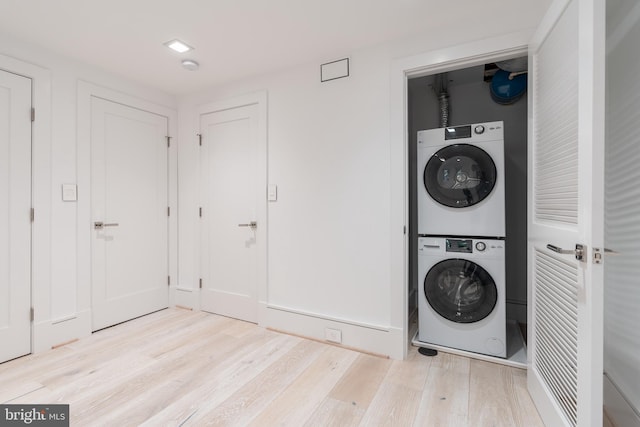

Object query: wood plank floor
[0,308,544,426]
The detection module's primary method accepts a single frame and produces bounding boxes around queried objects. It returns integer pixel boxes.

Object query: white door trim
[195,91,268,323]
[389,30,532,359]
[77,81,178,329]
[0,54,51,353]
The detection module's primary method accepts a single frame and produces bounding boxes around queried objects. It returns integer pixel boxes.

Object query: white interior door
[0,70,31,363]
[527,0,605,426]
[91,97,169,331]
[200,103,261,323]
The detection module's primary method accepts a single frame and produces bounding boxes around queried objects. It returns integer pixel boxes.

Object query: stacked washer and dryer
[416,121,507,358]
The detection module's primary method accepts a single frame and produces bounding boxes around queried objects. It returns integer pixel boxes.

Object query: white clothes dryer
[417,121,505,237]
[417,236,506,358]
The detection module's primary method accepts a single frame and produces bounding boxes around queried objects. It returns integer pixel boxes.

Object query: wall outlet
[325,328,342,344]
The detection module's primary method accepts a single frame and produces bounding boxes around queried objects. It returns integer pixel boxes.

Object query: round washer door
[423,144,497,208]
[424,259,497,323]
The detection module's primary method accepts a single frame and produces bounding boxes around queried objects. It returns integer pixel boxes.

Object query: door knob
[238,221,257,230]
[94,221,119,230]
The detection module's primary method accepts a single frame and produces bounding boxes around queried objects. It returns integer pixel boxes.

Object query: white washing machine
[417,121,505,237]
[417,236,506,358]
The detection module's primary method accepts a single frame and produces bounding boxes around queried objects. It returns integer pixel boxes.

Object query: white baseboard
[261,304,404,359]
[170,286,199,310]
[32,309,92,353]
[604,374,640,427]
[30,303,406,361]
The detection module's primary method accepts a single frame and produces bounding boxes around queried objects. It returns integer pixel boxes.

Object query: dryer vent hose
[433,73,450,128]
[438,93,450,128]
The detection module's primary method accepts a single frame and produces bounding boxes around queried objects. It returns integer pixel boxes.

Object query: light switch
[62,184,77,202]
[268,184,278,201]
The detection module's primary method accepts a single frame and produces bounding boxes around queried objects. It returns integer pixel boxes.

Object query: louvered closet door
[527,0,605,426]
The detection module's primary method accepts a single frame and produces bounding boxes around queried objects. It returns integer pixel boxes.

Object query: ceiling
[0,0,551,95]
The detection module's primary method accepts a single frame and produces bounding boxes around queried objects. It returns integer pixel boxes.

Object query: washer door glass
[423,144,497,208]
[424,259,497,323]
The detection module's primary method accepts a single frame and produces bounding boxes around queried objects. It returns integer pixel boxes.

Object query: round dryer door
[424,259,497,323]
[423,144,497,208]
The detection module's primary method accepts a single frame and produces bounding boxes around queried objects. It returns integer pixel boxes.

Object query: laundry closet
[407,58,529,366]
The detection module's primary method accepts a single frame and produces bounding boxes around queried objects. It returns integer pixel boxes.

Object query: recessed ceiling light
[164,39,193,53]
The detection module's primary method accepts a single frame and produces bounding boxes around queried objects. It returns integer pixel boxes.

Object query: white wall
[178,46,400,355]
[0,33,176,351]
[0,0,549,359]
[178,20,544,358]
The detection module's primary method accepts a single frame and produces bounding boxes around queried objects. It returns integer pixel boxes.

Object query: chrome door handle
[94,221,119,230]
[238,221,257,229]
[546,244,574,254]
[546,243,585,262]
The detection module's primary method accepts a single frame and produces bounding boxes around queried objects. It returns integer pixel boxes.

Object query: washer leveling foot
[418,347,438,357]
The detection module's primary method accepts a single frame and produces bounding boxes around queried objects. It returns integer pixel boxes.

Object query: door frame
[77,81,178,330]
[0,55,51,353]
[390,31,532,359]
[195,91,268,323]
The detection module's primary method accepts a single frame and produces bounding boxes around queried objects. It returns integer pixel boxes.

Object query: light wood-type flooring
[0,308,544,426]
